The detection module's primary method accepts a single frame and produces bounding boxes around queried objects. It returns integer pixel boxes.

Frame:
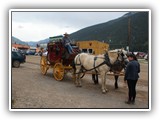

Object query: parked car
[26,50,36,55]
[34,51,41,56]
[17,49,26,55]
[144,54,148,60]
[12,51,26,68]
[135,52,146,59]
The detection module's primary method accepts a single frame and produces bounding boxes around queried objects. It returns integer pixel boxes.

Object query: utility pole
[127,17,131,52]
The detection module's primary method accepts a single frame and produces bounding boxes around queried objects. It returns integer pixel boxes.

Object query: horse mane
[108,50,119,59]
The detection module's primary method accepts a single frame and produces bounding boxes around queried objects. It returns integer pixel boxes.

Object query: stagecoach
[40,35,80,80]
[40,35,127,92]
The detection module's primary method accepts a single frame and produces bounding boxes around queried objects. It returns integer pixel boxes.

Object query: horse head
[109,49,128,74]
[116,49,128,62]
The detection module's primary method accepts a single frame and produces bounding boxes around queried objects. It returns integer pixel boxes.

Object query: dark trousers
[127,79,138,102]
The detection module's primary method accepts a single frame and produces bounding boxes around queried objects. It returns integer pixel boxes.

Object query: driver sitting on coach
[62,32,75,54]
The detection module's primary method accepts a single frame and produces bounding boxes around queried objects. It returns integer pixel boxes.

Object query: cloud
[11,11,127,41]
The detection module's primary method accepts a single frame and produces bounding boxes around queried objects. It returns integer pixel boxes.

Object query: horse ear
[121,48,124,50]
[117,49,120,52]
[104,49,108,54]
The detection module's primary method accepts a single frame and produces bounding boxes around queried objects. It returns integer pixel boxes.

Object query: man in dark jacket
[124,53,140,104]
[62,33,74,54]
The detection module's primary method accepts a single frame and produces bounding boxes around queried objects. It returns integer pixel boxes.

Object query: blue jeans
[65,44,73,54]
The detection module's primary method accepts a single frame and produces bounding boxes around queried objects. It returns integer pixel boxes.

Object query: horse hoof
[102,89,109,93]
[102,90,106,94]
[94,81,99,85]
[115,87,118,89]
[105,89,109,92]
[76,84,82,87]
[115,85,118,89]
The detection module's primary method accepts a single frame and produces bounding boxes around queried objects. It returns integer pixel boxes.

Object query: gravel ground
[11,56,149,110]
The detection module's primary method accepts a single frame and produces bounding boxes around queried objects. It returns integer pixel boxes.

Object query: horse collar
[104,53,112,67]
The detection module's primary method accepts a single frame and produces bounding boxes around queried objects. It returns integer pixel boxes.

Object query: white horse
[73,49,127,93]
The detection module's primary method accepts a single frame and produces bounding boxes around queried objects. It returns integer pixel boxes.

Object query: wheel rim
[13,61,20,68]
[53,63,64,81]
[40,56,48,75]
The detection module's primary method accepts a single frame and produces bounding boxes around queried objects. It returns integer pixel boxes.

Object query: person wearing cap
[62,33,74,54]
[124,53,140,104]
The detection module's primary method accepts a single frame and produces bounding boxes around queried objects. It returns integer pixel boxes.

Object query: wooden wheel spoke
[53,63,64,81]
[40,56,48,75]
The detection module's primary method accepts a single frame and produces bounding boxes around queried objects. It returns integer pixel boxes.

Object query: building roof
[12,43,30,49]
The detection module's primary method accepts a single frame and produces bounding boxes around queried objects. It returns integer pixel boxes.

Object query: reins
[74,51,125,75]
[74,56,107,74]
[74,53,113,74]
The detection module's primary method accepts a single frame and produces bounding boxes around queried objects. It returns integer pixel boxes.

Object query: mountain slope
[12,36,49,47]
[70,12,149,52]
[12,36,28,45]
[27,38,49,47]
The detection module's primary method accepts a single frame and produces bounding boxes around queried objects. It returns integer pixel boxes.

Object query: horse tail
[71,54,80,73]
[71,59,76,70]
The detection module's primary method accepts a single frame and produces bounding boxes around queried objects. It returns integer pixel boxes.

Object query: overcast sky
[11,11,128,42]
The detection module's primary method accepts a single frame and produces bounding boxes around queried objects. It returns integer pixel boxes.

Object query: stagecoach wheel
[53,63,65,81]
[40,56,48,75]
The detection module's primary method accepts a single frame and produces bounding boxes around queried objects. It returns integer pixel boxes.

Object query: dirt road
[11,56,149,109]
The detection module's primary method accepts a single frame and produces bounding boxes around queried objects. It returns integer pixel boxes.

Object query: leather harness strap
[94,57,98,73]
[74,52,124,74]
[75,54,112,74]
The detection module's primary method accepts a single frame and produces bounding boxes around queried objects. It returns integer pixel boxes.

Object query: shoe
[131,100,135,105]
[125,100,132,104]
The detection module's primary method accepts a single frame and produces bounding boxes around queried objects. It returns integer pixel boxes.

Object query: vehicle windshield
[12,52,22,57]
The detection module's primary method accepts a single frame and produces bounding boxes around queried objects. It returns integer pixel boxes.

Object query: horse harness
[75,52,125,74]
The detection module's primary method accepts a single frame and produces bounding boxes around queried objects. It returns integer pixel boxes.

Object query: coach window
[82,49,87,53]
[88,49,93,54]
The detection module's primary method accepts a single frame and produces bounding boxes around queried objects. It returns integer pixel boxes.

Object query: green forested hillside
[70,12,149,52]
